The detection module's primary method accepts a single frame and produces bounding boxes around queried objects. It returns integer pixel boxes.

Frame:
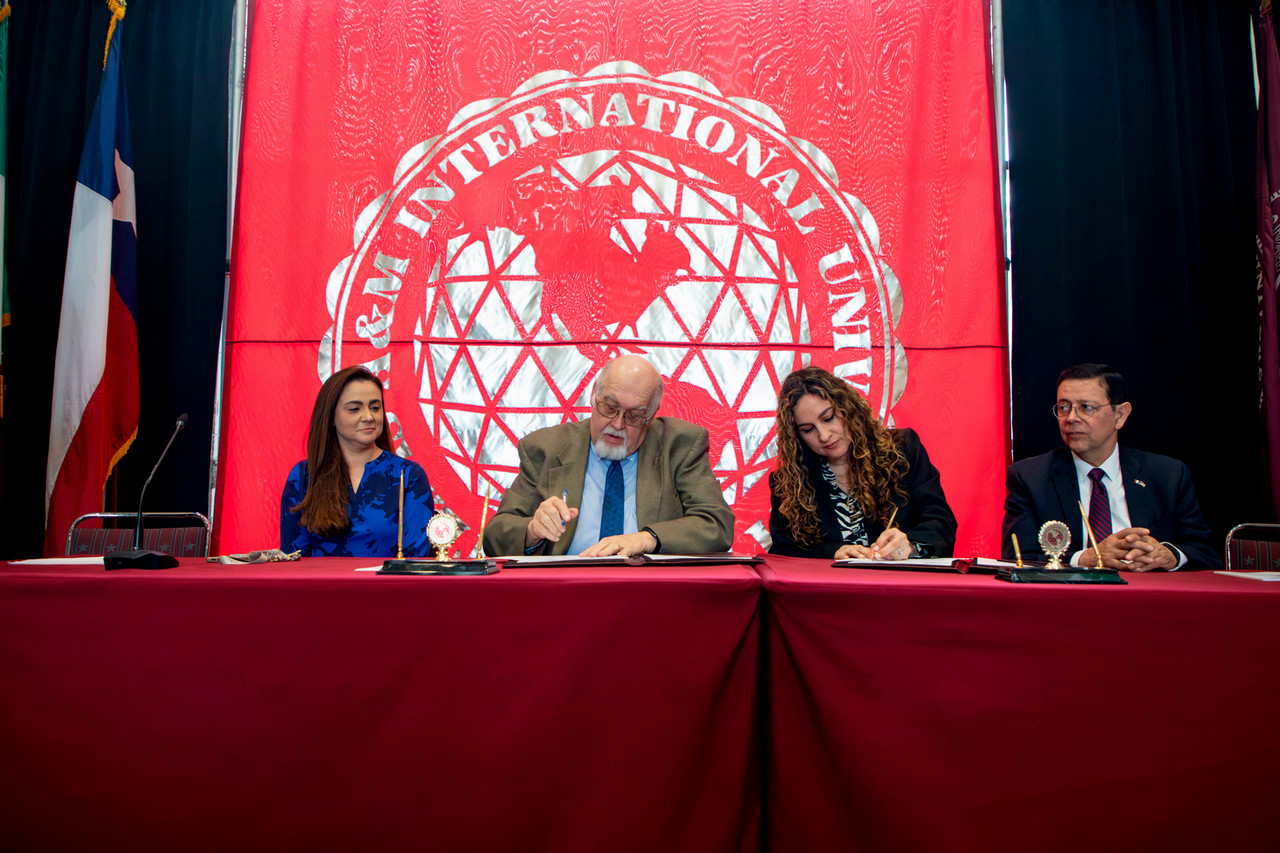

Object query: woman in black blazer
[768,366,957,559]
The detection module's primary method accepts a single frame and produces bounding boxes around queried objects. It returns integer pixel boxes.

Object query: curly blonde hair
[773,367,906,548]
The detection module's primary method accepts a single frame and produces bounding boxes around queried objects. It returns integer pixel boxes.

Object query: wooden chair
[65,512,212,559]
[1223,523,1280,572]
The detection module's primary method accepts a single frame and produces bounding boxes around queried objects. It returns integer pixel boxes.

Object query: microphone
[105,413,189,570]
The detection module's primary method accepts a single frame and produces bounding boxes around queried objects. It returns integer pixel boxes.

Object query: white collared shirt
[1070,446,1131,553]
[1068,445,1185,569]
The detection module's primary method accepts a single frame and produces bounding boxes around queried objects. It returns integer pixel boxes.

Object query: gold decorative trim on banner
[103,0,126,70]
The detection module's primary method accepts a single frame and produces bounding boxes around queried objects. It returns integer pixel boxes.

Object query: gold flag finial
[103,0,127,70]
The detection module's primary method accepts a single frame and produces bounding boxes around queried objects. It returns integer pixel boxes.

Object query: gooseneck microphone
[104,413,189,571]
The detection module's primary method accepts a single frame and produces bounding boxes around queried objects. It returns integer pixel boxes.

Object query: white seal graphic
[320,62,906,551]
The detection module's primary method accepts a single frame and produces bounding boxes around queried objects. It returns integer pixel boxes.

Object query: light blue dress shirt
[569,446,639,553]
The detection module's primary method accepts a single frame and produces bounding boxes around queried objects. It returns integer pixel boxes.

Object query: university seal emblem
[320,63,907,551]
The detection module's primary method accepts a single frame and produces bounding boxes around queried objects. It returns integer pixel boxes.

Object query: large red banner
[220,0,1007,557]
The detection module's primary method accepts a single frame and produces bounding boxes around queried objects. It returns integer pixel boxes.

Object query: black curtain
[1003,0,1265,543]
[2,1,233,557]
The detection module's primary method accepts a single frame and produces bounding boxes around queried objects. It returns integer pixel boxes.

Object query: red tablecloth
[760,556,1280,852]
[9,555,1278,851]
[0,558,762,852]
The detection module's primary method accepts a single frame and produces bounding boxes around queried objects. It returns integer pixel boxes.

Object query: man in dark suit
[483,354,735,557]
[1002,364,1219,571]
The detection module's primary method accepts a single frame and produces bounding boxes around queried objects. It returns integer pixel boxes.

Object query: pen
[1011,533,1023,569]
[1078,500,1104,569]
[476,483,491,559]
[562,489,569,528]
[872,507,900,559]
[396,471,405,560]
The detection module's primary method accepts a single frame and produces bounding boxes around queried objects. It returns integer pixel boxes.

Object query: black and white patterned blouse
[820,460,869,546]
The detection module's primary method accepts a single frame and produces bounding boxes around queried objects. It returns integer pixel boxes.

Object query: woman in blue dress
[280,366,435,557]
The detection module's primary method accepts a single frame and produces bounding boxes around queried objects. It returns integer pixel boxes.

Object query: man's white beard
[594,427,630,460]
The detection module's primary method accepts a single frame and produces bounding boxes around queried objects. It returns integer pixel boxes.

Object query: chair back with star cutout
[1224,523,1280,572]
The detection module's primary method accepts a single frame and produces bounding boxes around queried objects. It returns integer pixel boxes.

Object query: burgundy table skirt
[8,555,1279,851]
[0,558,762,852]
[760,556,1280,853]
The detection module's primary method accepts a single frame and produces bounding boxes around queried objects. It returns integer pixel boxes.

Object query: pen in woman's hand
[872,507,900,559]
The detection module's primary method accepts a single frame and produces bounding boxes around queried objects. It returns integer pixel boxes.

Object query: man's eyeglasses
[1051,401,1116,420]
[595,399,653,427]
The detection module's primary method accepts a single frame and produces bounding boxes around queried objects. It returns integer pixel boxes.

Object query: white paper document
[831,555,1023,574]
[1213,571,1280,581]
[832,556,960,569]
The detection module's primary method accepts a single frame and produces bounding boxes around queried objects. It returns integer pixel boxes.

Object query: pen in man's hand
[562,489,569,528]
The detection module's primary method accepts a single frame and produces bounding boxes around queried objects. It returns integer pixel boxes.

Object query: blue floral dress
[280,452,435,557]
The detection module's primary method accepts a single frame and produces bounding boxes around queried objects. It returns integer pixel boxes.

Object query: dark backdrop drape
[1003,0,1266,544]
[0,0,1268,556]
[2,1,232,557]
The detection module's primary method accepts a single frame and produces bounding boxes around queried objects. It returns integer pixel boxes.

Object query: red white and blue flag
[44,29,139,555]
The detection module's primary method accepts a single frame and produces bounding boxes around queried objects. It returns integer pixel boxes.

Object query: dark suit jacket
[1001,445,1219,570]
[482,417,735,556]
[768,428,957,559]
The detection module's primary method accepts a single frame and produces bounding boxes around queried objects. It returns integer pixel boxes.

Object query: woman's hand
[870,528,913,560]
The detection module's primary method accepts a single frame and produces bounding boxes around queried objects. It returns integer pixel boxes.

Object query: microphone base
[104,549,180,571]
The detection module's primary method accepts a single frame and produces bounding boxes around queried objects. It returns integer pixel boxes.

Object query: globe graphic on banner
[415,148,804,546]
[320,65,905,552]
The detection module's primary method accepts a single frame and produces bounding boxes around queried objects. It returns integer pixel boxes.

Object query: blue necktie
[600,460,624,538]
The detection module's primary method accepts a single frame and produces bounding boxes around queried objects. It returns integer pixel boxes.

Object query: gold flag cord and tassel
[103,0,126,70]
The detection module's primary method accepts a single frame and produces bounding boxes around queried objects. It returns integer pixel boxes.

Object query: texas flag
[44,29,139,555]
